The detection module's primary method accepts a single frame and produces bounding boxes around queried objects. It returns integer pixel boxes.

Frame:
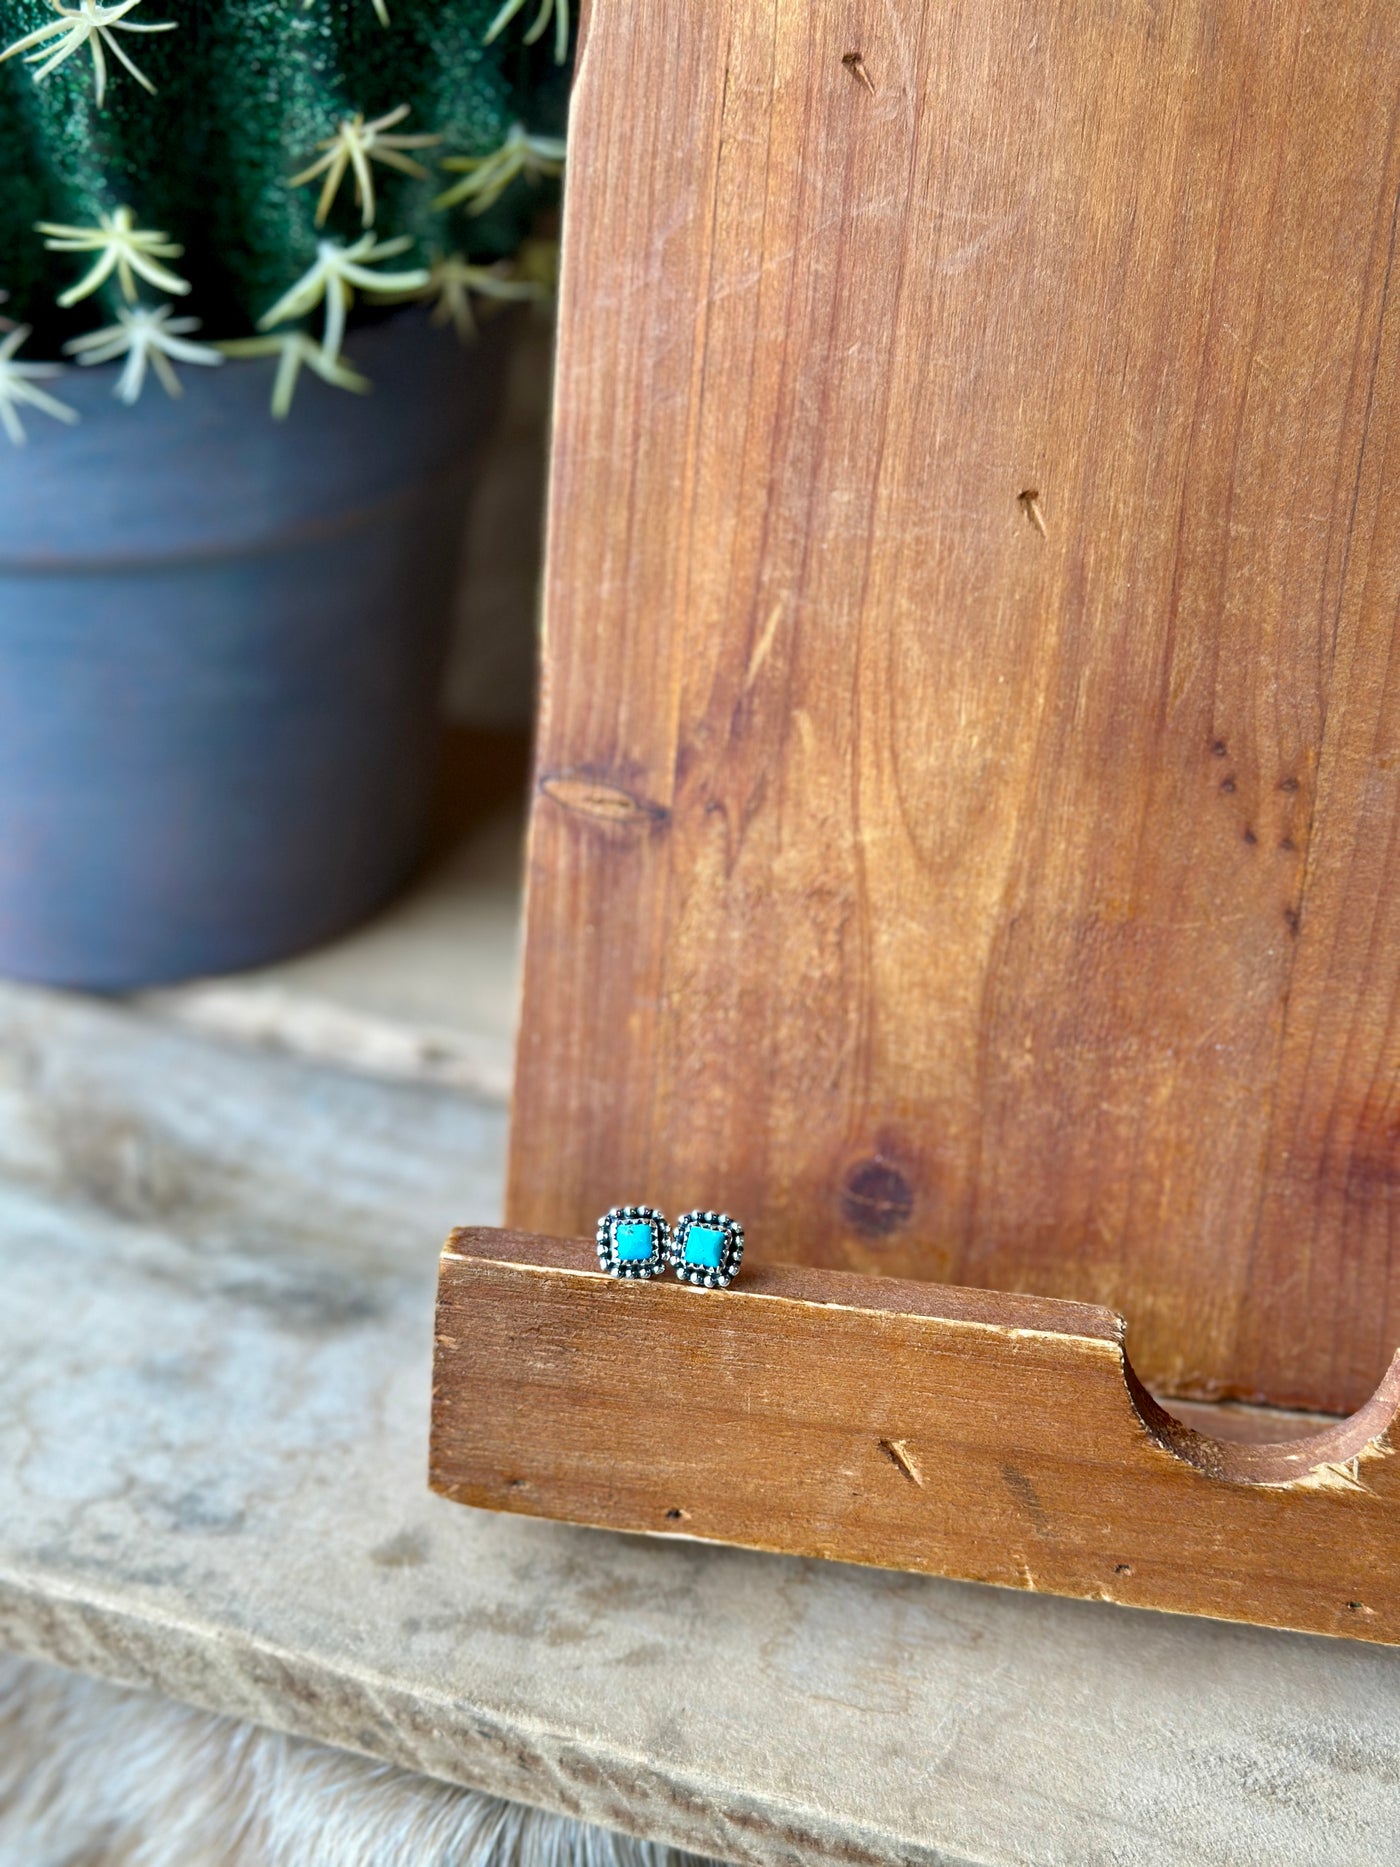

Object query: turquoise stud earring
[596,1205,670,1279]
[671,1210,744,1287]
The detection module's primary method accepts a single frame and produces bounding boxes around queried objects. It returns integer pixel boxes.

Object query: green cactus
[0,0,569,411]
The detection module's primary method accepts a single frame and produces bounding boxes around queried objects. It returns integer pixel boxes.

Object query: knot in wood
[841,1158,914,1237]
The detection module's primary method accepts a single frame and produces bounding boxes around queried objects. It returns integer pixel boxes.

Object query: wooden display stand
[433,0,1400,1639]
[432,1230,1400,1645]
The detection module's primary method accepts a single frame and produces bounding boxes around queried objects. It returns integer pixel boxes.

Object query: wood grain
[433,1228,1400,1646]
[510,0,1400,1415]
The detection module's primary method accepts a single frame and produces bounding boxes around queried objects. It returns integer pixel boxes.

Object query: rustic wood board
[6,989,1400,1865]
[433,1228,1400,1647]
[509,0,1400,1417]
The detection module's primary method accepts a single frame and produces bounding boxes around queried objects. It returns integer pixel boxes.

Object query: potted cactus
[0,0,568,987]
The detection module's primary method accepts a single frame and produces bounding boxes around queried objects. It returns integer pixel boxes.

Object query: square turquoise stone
[614,1220,656,1262]
[683,1224,726,1269]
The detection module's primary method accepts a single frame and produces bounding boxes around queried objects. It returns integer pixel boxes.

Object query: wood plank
[6,990,1400,1866]
[510,0,1400,1416]
[433,1228,1400,1646]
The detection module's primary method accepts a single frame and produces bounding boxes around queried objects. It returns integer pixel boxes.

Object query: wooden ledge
[432,1228,1400,1646]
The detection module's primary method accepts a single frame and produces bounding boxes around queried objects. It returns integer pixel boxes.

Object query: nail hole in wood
[1018,488,1047,536]
[841,51,875,93]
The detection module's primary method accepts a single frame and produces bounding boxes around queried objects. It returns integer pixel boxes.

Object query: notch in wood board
[432,1228,1400,1646]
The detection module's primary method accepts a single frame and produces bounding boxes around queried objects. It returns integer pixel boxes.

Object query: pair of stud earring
[595,1205,745,1288]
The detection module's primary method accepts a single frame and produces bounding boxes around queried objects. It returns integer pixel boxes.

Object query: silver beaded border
[595,1205,670,1279]
[670,1210,744,1288]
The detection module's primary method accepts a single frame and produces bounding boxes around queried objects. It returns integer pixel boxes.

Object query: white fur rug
[0,1655,715,1867]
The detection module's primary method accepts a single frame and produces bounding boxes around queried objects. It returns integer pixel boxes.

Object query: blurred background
[134,309,552,1101]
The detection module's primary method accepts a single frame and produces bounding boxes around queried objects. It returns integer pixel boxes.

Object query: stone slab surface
[1,987,1399,1865]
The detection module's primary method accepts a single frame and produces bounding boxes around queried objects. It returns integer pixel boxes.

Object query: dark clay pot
[0,312,507,989]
